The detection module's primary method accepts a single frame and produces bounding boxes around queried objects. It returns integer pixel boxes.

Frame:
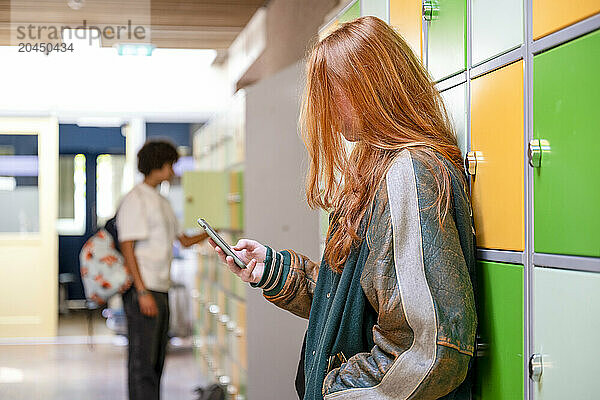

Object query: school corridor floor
[0,312,205,400]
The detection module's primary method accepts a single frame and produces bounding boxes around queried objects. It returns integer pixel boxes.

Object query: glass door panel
[0,134,39,233]
[0,117,58,338]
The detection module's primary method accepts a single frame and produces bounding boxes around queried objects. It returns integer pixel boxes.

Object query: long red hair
[300,16,465,272]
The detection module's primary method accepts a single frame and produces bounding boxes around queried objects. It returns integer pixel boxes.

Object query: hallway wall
[244,60,318,400]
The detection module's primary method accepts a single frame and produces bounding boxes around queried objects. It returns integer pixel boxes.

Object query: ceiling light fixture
[115,43,155,56]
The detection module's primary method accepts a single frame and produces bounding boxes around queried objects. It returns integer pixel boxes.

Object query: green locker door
[427,0,466,81]
[533,267,600,400]
[475,261,524,400]
[533,30,600,257]
[440,83,467,157]
[471,0,523,65]
[182,170,229,230]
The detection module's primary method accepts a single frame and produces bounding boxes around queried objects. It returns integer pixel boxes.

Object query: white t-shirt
[116,182,181,293]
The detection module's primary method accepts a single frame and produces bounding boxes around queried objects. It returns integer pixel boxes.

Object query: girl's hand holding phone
[209,238,266,284]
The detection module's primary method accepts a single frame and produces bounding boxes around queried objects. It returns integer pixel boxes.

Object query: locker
[229,170,244,231]
[533,267,600,399]
[361,0,389,22]
[340,1,361,23]
[217,289,227,348]
[533,0,600,39]
[532,30,600,258]
[471,0,523,65]
[390,0,422,58]
[236,275,247,299]
[426,0,467,81]
[182,170,229,229]
[475,261,524,400]
[470,61,524,251]
[231,364,241,396]
[440,83,467,157]
[238,302,248,367]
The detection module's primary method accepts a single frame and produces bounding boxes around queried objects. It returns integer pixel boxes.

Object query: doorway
[57,125,126,335]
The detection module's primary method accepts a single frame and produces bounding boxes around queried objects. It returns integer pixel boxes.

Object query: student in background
[210,16,477,400]
[118,140,208,400]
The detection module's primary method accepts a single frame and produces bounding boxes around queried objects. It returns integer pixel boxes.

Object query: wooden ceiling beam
[0,0,266,49]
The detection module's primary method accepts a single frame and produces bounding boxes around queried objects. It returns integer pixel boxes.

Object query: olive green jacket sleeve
[322,151,477,399]
[251,246,320,320]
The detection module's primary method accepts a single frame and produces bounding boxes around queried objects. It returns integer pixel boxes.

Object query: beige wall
[237,0,340,89]
[244,60,319,400]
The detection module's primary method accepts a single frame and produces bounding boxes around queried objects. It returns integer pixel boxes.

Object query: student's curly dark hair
[137,140,179,176]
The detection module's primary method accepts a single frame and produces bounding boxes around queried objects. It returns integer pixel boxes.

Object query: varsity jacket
[252,150,478,399]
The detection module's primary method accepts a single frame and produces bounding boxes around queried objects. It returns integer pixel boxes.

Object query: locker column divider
[360,0,363,21]
[423,1,429,68]
[465,0,472,195]
[387,0,391,24]
[524,0,534,398]
[464,8,481,396]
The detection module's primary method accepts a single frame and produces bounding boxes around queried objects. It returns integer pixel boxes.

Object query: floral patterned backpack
[79,216,132,305]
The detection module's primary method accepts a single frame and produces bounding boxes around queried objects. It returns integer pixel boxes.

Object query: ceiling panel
[0,0,266,49]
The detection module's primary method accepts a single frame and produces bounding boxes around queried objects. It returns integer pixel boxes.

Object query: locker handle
[227,193,241,203]
[226,320,237,332]
[528,139,542,168]
[529,353,543,382]
[465,151,477,176]
[422,0,439,21]
[475,334,488,358]
[219,314,230,324]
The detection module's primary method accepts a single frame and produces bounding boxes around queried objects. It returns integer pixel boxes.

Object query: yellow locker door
[533,0,600,39]
[470,61,524,251]
[390,0,423,59]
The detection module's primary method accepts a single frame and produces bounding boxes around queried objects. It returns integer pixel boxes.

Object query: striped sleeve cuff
[250,246,290,297]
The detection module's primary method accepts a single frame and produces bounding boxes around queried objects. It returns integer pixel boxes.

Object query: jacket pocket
[326,352,347,375]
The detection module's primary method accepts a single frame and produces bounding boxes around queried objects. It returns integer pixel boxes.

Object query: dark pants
[123,288,170,400]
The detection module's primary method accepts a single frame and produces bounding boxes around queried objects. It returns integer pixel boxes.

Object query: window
[57,154,86,235]
[0,134,39,233]
[96,154,126,227]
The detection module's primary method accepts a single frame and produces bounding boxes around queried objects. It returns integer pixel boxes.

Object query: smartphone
[197,218,247,269]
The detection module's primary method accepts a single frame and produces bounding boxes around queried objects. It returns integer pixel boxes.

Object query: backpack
[79,215,132,305]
